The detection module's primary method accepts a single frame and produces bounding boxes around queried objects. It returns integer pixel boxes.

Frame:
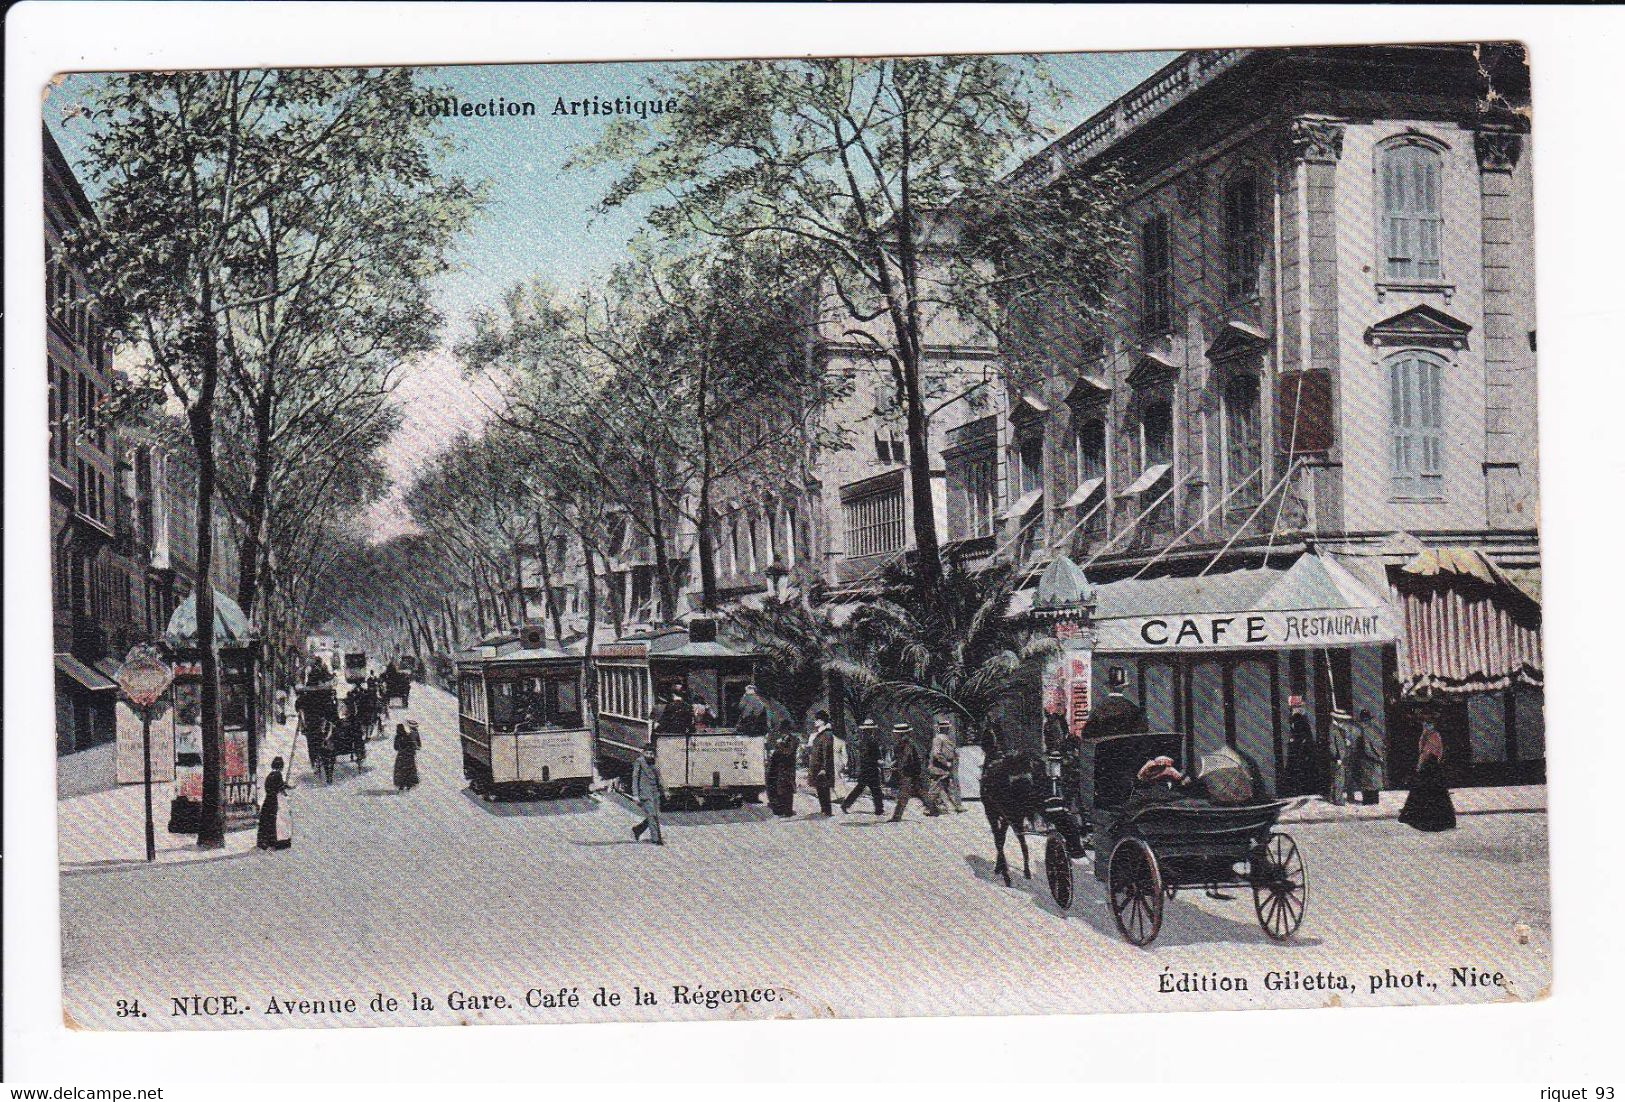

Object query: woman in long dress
[393,722,421,793]
[256,756,294,851]
[1399,720,1457,831]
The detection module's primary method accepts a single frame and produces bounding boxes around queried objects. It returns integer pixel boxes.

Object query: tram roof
[600,623,756,661]
[455,638,584,666]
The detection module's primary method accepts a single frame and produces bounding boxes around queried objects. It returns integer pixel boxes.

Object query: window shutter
[1277,370,1334,454]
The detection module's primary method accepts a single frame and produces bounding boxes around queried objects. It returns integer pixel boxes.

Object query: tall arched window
[1388,351,1445,498]
[1381,142,1443,282]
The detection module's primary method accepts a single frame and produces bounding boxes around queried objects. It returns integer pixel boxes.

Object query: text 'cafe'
[1021,547,1544,793]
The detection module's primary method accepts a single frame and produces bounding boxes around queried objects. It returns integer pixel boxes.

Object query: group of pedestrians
[1282,695,1455,830]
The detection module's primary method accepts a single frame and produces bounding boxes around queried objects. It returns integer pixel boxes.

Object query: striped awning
[1393,549,1542,697]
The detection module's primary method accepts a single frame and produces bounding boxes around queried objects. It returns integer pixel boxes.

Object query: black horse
[980,749,1050,887]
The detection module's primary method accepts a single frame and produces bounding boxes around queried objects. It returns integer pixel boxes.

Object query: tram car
[593,618,764,807]
[455,629,594,800]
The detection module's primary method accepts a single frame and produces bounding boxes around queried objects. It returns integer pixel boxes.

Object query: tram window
[549,676,582,728]
[720,676,750,726]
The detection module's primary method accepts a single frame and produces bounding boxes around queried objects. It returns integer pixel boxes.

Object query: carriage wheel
[1045,833,1075,912]
[1108,837,1165,947]
[1251,832,1307,941]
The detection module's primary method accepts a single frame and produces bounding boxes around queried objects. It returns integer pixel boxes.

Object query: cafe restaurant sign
[1094,607,1393,653]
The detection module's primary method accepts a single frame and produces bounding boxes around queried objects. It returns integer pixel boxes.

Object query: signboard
[1094,607,1394,653]
[116,698,176,784]
[1042,622,1094,739]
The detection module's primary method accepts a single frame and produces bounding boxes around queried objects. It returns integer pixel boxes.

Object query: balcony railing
[1007,49,1249,191]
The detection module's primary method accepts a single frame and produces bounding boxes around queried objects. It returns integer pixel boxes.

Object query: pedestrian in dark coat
[1352,708,1387,805]
[806,711,836,816]
[256,757,294,851]
[888,722,940,821]
[631,744,664,844]
[1086,667,1149,738]
[653,687,692,736]
[1281,696,1317,796]
[393,722,421,792]
[839,719,886,815]
[1399,721,1457,832]
[767,724,800,817]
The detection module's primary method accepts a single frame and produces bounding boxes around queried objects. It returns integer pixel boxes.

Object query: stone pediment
[1064,373,1112,408]
[1126,349,1180,389]
[1010,393,1050,424]
[1206,320,1270,362]
[1364,304,1472,350]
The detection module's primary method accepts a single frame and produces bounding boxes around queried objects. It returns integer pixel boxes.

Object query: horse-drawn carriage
[294,684,367,784]
[382,666,412,709]
[984,731,1306,947]
[1038,733,1306,946]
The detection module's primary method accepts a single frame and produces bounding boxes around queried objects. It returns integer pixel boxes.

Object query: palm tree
[725,589,843,729]
[841,559,1058,738]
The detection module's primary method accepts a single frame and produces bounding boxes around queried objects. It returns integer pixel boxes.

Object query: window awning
[56,653,118,694]
[1063,476,1105,509]
[999,488,1043,521]
[1392,549,1542,696]
[1117,462,1171,497]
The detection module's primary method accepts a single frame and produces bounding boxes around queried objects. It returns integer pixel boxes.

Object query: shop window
[1222,372,1263,515]
[1388,350,1445,499]
[1380,142,1444,282]
[1140,214,1172,335]
[1224,171,1263,302]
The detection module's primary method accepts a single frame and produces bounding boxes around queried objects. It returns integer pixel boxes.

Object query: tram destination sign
[1093,608,1395,653]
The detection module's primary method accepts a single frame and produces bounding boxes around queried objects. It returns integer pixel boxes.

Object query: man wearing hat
[1084,666,1149,738]
[839,718,886,815]
[928,716,965,813]
[888,721,940,821]
[1326,707,1354,806]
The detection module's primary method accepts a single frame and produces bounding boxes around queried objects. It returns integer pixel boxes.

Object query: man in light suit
[631,743,664,845]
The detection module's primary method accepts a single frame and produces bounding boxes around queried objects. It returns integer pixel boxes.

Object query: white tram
[455,630,595,800]
[593,618,765,806]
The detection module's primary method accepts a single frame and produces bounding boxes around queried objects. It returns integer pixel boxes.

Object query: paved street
[60,685,1551,1030]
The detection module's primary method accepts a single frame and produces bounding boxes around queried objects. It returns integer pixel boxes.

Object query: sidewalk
[58,716,298,875]
[1279,784,1546,825]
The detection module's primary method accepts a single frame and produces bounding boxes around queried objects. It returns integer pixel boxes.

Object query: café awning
[1392,548,1542,697]
[1090,551,1396,653]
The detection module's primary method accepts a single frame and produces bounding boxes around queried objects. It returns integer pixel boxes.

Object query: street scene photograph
[40,40,1548,1031]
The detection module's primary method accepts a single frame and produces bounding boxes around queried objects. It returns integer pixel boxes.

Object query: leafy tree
[67,67,479,846]
[577,56,1128,590]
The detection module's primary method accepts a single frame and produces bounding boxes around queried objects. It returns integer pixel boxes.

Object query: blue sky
[44,51,1174,533]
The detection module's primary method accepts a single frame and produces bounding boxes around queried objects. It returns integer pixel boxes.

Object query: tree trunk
[234,383,275,617]
[648,475,676,622]
[900,349,942,590]
[581,530,599,665]
[535,513,564,645]
[191,302,226,850]
[695,354,719,611]
[511,542,528,628]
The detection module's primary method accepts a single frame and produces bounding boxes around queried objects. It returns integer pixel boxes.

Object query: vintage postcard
[44,41,1547,1032]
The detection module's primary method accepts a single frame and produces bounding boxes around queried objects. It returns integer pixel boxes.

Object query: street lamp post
[116,644,176,863]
